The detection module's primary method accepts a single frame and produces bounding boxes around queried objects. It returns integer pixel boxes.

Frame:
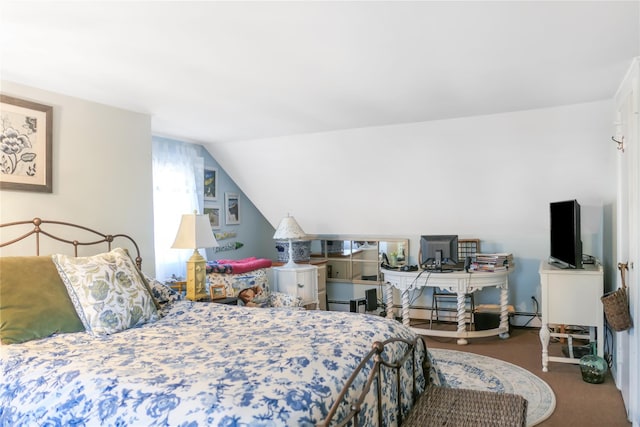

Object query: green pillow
[0,256,85,344]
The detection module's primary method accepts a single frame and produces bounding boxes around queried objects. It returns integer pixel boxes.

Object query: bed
[0,218,435,426]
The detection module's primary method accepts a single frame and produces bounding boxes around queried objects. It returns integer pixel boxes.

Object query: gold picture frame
[209,284,226,300]
[0,95,53,192]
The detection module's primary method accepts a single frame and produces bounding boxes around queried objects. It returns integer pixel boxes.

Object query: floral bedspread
[0,301,429,426]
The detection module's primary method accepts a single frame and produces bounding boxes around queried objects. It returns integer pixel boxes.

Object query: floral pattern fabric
[208,268,269,300]
[145,274,183,305]
[51,248,158,336]
[0,301,430,426]
[266,291,304,308]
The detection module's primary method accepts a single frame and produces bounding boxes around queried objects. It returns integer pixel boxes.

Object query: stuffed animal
[238,285,264,307]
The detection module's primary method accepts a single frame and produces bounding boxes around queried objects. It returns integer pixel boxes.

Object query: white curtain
[152,138,204,281]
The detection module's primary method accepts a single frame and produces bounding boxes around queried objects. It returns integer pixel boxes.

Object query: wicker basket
[601,263,632,332]
[403,386,528,427]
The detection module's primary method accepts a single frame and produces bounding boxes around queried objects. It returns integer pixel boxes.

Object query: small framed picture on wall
[204,168,218,201]
[225,192,240,225]
[204,203,221,230]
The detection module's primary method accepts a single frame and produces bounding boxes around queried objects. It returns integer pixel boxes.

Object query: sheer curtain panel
[152,138,204,281]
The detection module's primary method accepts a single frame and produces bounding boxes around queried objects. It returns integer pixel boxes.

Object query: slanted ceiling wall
[203,100,617,313]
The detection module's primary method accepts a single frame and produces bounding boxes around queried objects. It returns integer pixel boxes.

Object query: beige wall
[0,81,156,276]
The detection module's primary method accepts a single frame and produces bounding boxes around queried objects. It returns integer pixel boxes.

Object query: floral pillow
[144,274,183,316]
[144,273,182,306]
[52,248,159,336]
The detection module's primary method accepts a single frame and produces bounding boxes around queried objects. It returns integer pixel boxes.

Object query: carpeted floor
[430,348,555,426]
[421,326,631,427]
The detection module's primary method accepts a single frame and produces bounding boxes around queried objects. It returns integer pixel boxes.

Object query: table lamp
[273,214,306,268]
[172,211,219,301]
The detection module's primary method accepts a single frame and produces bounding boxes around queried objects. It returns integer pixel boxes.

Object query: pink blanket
[206,257,273,274]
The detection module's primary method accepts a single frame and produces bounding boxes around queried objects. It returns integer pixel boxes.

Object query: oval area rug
[430,348,556,426]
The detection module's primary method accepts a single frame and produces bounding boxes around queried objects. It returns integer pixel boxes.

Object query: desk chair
[430,290,475,328]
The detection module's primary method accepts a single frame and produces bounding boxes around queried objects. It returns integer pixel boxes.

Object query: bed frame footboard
[318,336,428,427]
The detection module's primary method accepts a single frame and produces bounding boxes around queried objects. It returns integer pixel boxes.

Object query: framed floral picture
[0,95,53,192]
[225,192,240,225]
[204,203,221,230]
[204,168,218,201]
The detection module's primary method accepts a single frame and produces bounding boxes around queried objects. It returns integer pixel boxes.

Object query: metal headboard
[0,217,142,268]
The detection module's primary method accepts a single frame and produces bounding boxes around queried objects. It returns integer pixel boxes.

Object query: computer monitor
[420,235,459,271]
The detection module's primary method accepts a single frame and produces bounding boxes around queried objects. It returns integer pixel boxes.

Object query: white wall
[0,81,156,276]
[204,100,617,313]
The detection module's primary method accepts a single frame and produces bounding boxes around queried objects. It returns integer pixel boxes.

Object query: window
[151,138,204,280]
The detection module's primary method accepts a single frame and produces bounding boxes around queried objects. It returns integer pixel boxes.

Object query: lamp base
[282,239,299,268]
[282,259,298,268]
[185,250,209,301]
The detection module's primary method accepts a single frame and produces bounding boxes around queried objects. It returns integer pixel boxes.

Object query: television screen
[419,235,458,271]
[550,200,582,269]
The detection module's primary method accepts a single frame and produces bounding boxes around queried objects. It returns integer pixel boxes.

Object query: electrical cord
[518,296,541,328]
[604,319,614,368]
[408,269,430,306]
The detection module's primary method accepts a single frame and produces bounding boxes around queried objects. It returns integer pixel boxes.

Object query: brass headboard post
[0,217,142,268]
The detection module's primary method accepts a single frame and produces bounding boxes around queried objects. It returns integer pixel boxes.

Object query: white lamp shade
[172,213,219,249]
[273,215,306,240]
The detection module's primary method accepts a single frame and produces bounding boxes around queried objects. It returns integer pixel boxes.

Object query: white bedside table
[271,264,319,309]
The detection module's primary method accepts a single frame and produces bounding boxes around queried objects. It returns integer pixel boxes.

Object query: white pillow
[52,248,158,336]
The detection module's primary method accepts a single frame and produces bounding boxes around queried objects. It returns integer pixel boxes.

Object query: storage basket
[601,263,632,332]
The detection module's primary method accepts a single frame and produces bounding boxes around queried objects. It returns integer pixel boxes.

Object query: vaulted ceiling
[1,1,638,145]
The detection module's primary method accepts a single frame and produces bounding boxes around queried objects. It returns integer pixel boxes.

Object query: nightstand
[271,265,319,309]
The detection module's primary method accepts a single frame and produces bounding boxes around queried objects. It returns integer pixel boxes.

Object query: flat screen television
[550,199,583,269]
[419,235,458,271]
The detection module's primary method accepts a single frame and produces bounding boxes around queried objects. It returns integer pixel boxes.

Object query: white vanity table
[383,268,511,345]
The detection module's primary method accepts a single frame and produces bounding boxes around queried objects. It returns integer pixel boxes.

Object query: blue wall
[153,137,277,262]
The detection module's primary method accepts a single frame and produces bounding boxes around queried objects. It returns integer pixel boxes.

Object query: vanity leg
[540,323,550,372]
[402,290,411,328]
[385,283,394,320]
[456,292,468,345]
[499,285,510,339]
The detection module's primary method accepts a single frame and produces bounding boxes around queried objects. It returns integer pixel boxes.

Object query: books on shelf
[469,253,513,272]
